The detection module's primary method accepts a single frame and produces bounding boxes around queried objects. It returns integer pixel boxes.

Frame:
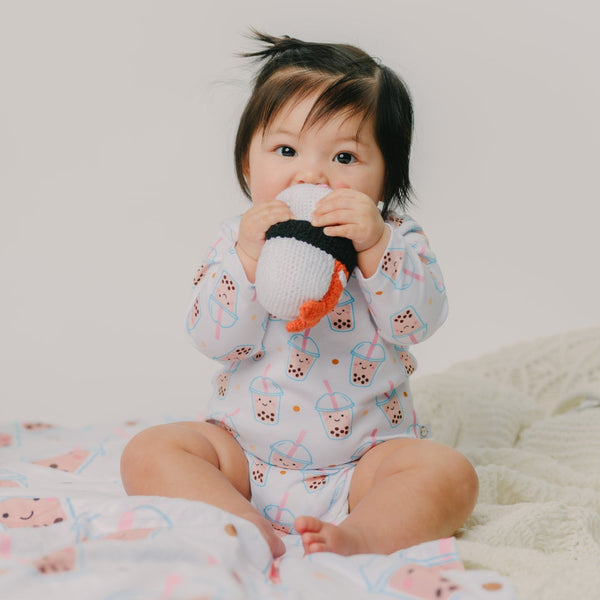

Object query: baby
[121,31,478,558]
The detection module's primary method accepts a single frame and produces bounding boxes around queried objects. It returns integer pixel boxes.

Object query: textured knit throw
[255,184,357,332]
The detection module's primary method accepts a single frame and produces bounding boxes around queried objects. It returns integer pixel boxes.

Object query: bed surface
[2,327,599,599]
[416,326,600,599]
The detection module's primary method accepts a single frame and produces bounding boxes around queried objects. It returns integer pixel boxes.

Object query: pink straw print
[117,511,135,532]
[403,266,425,282]
[275,492,289,522]
[301,329,311,351]
[323,380,338,409]
[384,380,395,399]
[215,305,223,340]
[287,430,307,457]
[366,331,379,359]
[161,574,183,599]
[219,407,240,426]
[262,365,271,392]
[0,535,10,559]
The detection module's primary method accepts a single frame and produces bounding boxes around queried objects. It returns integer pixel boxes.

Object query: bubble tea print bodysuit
[186,210,447,534]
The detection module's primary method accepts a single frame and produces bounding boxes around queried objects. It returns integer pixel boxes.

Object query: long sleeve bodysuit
[185,211,448,532]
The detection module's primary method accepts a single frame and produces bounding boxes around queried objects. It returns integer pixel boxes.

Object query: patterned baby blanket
[3,326,599,599]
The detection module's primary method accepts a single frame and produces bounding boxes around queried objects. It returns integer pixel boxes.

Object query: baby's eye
[276,146,296,157]
[334,152,356,165]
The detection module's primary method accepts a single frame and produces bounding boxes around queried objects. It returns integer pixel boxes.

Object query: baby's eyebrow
[264,127,369,149]
[264,127,299,138]
[335,135,364,146]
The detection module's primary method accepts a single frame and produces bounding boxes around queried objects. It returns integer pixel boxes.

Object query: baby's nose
[292,166,328,187]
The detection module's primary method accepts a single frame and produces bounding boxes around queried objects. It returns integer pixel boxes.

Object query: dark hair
[234,31,414,216]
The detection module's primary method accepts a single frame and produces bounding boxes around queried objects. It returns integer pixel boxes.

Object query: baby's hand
[236,199,292,281]
[311,189,390,278]
[311,188,385,253]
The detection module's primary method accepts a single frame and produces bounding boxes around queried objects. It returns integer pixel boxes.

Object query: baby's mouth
[20,511,34,520]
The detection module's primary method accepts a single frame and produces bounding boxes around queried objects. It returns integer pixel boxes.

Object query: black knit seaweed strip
[265,220,358,273]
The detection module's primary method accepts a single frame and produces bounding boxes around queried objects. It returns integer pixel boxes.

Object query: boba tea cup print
[316,382,355,440]
[287,331,320,381]
[350,332,386,387]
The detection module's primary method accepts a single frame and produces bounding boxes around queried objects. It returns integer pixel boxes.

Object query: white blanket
[414,326,600,600]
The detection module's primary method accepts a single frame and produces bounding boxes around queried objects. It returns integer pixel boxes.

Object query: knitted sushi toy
[255,183,357,332]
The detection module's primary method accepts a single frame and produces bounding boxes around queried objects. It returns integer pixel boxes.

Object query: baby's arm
[356,215,448,346]
[185,217,270,361]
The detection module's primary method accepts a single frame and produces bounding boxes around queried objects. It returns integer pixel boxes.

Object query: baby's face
[243,91,385,206]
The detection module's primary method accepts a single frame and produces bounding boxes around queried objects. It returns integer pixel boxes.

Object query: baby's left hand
[311,188,385,253]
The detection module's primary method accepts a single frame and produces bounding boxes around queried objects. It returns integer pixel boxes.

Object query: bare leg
[295,438,478,555]
[120,422,285,557]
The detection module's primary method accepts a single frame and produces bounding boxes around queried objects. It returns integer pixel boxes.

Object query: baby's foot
[242,512,286,558]
[295,516,369,556]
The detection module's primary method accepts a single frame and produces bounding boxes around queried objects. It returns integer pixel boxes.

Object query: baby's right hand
[236,199,292,281]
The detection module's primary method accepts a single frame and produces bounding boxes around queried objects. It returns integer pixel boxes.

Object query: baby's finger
[322,223,356,240]
[312,192,350,216]
[253,202,292,227]
[267,207,294,227]
[312,208,357,228]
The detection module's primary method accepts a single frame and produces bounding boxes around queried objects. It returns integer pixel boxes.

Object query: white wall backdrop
[1,0,598,425]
